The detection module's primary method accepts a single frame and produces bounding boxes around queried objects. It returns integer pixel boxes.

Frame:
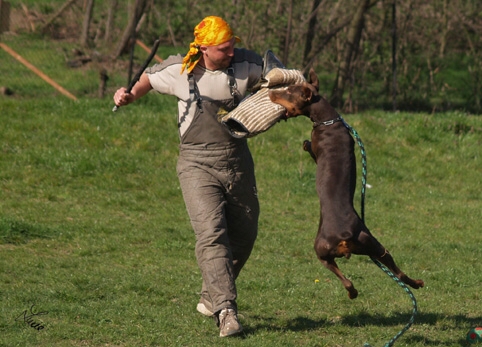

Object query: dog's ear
[302,84,314,101]
[308,68,319,92]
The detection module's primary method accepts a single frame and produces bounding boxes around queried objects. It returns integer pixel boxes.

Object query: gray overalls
[176,69,259,314]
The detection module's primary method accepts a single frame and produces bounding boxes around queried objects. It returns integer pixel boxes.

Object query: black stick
[112,38,161,112]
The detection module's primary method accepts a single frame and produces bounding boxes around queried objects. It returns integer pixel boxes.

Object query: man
[113,16,263,337]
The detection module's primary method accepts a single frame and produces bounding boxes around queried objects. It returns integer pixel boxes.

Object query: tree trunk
[439,0,448,58]
[391,0,397,112]
[303,0,321,69]
[282,0,294,66]
[80,0,95,47]
[104,0,117,43]
[0,0,11,34]
[41,0,77,34]
[302,18,351,74]
[113,0,148,59]
[331,0,370,108]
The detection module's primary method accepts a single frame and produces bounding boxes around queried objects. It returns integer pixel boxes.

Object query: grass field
[0,93,481,346]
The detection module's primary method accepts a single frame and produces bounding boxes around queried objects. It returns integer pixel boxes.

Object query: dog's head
[268,69,320,118]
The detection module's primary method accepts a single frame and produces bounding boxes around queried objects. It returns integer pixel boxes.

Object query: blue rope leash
[364,258,418,347]
[341,117,418,347]
[341,119,367,222]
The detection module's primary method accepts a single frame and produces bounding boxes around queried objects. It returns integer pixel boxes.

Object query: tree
[303,0,321,70]
[391,0,397,111]
[104,0,118,43]
[113,0,149,59]
[40,0,77,34]
[331,0,371,109]
[281,0,294,65]
[80,0,95,47]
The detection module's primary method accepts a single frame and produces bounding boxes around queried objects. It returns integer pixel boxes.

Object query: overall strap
[227,65,242,107]
[188,73,203,113]
[188,65,242,113]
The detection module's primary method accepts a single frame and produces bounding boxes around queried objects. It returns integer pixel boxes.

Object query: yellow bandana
[181,16,241,74]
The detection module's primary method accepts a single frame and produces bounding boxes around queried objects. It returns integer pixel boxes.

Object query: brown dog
[268,69,424,299]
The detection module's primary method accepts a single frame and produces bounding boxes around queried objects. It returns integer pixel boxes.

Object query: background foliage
[1,0,482,113]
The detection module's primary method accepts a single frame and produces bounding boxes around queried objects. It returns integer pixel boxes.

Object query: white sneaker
[218,307,243,337]
[196,301,214,317]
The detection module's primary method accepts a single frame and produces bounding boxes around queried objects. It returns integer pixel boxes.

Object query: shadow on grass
[241,315,329,336]
[0,217,60,245]
[342,312,480,346]
[243,312,481,346]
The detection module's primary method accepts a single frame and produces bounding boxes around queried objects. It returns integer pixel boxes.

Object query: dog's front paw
[302,140,311,152]
[348,288,358,299]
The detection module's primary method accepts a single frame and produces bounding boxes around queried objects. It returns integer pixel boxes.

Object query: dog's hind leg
[354,230,424,290]
[373,250,425,289]
[319,257,359,299]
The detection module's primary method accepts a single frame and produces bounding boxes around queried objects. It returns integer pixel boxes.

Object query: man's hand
[113,87,135,107]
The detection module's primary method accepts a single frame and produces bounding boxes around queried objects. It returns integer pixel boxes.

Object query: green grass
[1,94,481,346]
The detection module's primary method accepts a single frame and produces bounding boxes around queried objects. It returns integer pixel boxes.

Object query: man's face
[200,38,236,70]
